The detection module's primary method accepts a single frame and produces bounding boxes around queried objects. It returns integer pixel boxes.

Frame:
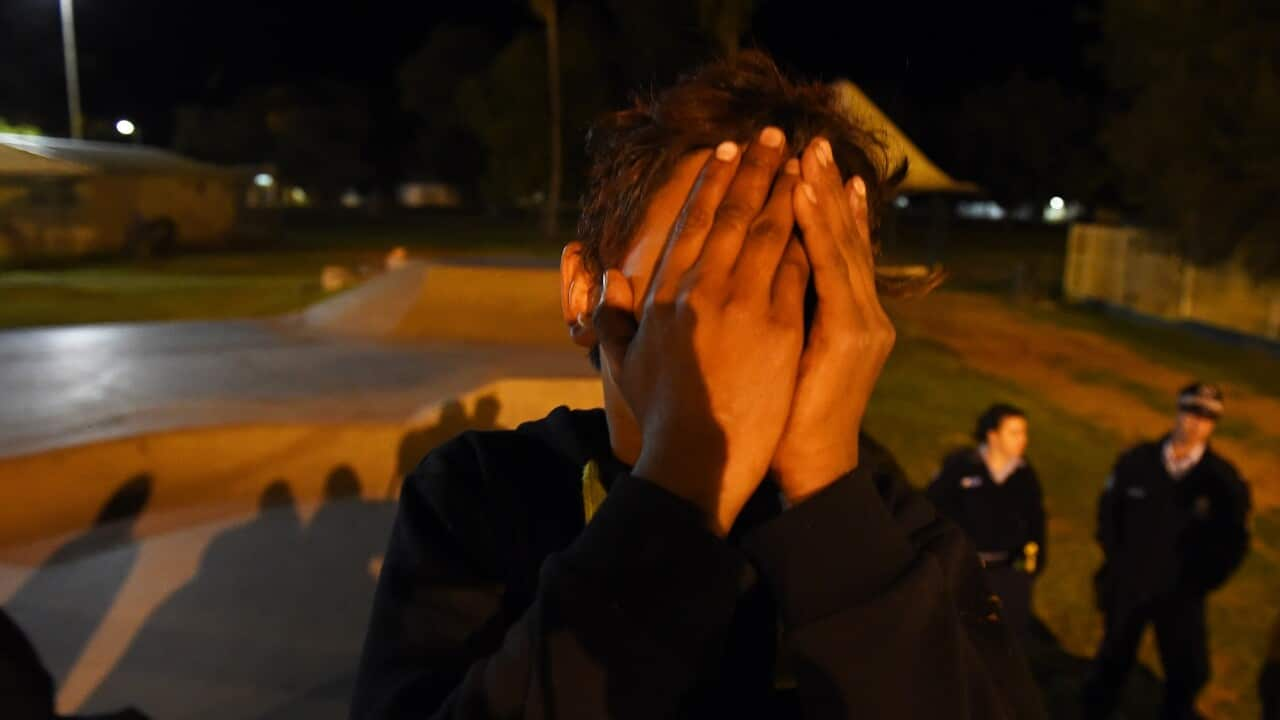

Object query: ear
[560,242,598,349]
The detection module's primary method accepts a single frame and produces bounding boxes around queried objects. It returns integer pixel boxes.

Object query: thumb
[592,268,636,380]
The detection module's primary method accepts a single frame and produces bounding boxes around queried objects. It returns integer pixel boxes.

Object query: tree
[395,1,748,214]
[398,24,499,197]
[697,0,754,56]
[531,0,563,238]
[1102,0,1280,275]
[175,81,372,204]
[450,7,611,208]
[939,73,1102,207]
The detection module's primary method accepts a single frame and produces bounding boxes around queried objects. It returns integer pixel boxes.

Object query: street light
[115,119,136,137]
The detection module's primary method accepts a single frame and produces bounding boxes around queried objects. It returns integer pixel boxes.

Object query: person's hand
[770,136,896,504]
[593,127,809,535]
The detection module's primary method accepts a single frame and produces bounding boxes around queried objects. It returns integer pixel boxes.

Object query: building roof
[0,134,236,178]
[831,80,980,195]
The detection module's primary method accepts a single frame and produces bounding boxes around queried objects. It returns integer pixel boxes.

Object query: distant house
[0,134,249,263]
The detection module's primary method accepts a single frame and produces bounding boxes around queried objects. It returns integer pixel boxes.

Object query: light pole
[60,0,83,139]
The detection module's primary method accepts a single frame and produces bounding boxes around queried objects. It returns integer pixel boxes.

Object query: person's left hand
[770,136,897,504]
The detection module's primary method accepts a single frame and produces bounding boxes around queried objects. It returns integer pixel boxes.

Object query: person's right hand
[592,127,809,536]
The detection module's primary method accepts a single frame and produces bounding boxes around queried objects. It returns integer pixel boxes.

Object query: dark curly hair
[578,50,934,296]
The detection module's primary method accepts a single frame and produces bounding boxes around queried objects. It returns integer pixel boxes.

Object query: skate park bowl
[0,259,603,718]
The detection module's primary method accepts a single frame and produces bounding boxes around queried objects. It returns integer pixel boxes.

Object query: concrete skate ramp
[300,259,568,345]
[0,377,602,718]
[0,377,602,553]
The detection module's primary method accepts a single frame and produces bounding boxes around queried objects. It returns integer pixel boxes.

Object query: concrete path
[0,317,586,460]
[1,496,395,719]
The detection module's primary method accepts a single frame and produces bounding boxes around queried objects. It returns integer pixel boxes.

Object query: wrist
[773,453,859,506]
[633,453,734,536]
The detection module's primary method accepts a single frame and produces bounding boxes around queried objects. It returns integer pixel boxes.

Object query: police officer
[1082,382,1251,719]
[927,403,1046,637]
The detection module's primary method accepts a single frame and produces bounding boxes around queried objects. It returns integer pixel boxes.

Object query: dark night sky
[0,0,1101,174]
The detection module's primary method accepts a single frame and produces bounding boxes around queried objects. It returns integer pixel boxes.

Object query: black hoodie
[351,407,1045,719]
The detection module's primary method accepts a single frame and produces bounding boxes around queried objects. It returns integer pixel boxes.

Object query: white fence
[1065,223,1280,340]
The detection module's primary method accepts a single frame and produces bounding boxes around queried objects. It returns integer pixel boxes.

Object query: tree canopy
[397,0,753,208]
[1102,0,1280,275]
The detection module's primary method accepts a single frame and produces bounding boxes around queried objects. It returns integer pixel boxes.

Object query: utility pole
[60,0,84,139]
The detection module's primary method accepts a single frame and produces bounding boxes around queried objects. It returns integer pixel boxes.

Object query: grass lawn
[0,214,567,330]
[1024,301,1280,399]
[869,331,1279,719]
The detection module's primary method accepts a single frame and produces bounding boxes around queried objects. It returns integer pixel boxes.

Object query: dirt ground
[887,290,1279,718]
[889,291,1280,513]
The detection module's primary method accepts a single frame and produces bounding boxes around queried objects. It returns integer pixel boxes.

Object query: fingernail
[760,126,784,148]
[819,139,833,166]
[801,183,817,204]
[853,176,866,197]
[814,140,829,168]
[784,158,800,175]
[715,141,739,161]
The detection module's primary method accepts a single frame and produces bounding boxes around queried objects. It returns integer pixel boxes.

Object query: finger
[842,174,882,307]
[799,137,856,260]
[648,142,741,304]
[593,269,637,381]
[793,178,855,320]
[696,126,789,274]
[732,157,801,288]
[846,175,872,256]
[771,234,810,314]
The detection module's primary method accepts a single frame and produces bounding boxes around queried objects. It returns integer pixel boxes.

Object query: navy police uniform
[926,447,1046,636]
[1083,437,1250,719]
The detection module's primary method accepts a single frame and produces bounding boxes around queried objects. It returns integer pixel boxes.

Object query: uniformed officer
[1082,382,1251,720]
[927,403,1046,637]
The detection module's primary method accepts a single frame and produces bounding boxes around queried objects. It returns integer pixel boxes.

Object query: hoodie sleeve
[350,434,749,720]
[741,466,1046,720]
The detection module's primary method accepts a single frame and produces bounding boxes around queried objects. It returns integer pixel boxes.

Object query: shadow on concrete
[392,394,501,495]
[1024,616,1164,720]
[5,394,507,718]
[79,471,395,719]
[2,475,153,719]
